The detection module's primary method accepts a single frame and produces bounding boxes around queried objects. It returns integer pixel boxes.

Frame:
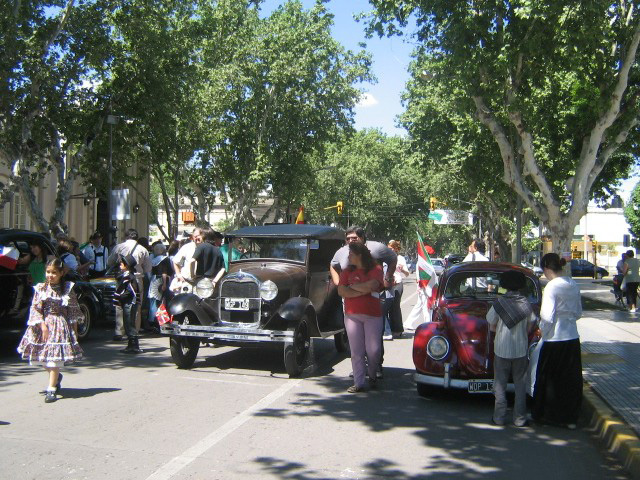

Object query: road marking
[401,289,418,306]
[145,379,301,480]
[180,376,274,387]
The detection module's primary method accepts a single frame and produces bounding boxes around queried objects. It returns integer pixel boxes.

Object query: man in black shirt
[191,228,225,288]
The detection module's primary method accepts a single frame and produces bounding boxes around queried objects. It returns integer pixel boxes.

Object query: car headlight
[260,280,278,301]
[195,278,215,298]
[426,336,449,361]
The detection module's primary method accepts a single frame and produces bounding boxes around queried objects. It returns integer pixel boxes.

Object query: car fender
[277,297,319,335]
[168,293,217,326]
[73,283,102,318]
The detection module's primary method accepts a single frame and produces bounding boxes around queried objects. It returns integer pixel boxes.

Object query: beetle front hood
[443,299,492,376]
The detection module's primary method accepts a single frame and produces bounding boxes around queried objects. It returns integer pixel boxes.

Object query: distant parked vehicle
[431,258,445,276]
[521,262,543,278]
[570,259,608,279]
[443,254,465,268]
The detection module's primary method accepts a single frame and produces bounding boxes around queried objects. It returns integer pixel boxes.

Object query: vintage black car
[0,229,104,340]
[161,224,348,376]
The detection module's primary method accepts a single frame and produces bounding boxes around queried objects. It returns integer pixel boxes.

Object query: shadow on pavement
[250,366,627,479]
[57,387,121,399]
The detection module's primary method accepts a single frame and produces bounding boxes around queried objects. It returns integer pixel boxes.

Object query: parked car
[443,253,465,268]
[521,262,543,278]
[0,229,104,340]
[431,258,445,276]
[89,264,119,319]
[413,261,541,396]
[570,259,608,278]
[161,224,349,376]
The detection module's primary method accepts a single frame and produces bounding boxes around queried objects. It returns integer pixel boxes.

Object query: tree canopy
[366,0,640,253]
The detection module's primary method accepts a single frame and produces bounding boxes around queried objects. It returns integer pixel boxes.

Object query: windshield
[432,259,443,267]
[444,271,539,303]
[232,238,307,263]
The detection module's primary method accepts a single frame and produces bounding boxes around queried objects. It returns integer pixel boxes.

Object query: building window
[13,193,27,229]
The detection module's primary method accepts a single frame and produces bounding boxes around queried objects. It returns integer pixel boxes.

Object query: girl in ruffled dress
[17,258,84,403]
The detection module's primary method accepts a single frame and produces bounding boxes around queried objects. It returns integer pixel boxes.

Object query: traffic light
[430,197,437,210]
[337,201,343,214]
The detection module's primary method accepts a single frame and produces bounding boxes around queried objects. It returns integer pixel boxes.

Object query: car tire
[334,330,350,354]
[597,272,604,279]
[76,297,94,341]
[170,336,200,369]
[284,318,310,377]
[417,382,434,398]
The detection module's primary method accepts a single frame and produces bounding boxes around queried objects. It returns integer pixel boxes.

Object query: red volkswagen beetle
[413,262,541,396]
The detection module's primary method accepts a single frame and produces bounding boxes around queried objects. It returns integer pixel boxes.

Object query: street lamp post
[106,114,119,248]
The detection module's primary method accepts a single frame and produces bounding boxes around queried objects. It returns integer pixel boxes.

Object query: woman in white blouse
[531,253,582,429]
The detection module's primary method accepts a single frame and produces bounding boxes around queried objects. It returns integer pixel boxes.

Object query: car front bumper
[160,322,295,343]
[414,371,514,392]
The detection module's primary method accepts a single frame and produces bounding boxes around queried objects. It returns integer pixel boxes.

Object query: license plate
[224,297,249,311]
[468,380,493,393]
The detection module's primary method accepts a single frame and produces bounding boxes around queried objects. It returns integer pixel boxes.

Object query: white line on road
[181,376,273,387]
[145,379,301,480]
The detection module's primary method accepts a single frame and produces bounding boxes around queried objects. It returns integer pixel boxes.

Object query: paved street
[0,280,630,480]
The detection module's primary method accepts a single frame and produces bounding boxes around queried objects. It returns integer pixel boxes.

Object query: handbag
[156,301,173,325]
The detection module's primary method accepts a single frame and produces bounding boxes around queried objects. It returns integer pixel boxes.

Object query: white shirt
[173,241,197,281]
[540,276,581,342]
[393,254,409,284]
[463,251,489,288]
[107,239,151,276]
[83,244,108,272]
[486,295,537,358]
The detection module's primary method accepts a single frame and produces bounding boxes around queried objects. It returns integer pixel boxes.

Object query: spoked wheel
[76,298,93,341]
[170,336,200,369]
[334,330,350,354]
[284,318,310,377]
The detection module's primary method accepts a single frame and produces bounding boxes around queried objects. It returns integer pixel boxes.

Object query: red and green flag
[416,232,438,305]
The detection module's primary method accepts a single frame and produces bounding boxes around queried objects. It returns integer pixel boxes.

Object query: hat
[119,254,137,269]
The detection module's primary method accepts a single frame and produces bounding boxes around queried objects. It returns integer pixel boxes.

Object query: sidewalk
[573,278,640,477]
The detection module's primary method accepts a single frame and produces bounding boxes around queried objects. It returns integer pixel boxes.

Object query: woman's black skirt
[532,338,583,425]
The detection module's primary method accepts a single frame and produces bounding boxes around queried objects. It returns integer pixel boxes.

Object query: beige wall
[0,160,149,243]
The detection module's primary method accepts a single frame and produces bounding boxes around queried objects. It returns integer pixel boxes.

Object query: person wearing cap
[83,231,109,279]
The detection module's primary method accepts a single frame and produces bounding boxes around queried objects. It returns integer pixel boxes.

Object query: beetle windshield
[444,271,539,303]
[232,238,307,263]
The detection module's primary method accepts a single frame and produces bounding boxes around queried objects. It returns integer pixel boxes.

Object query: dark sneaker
[44,391,57,403]
[375,367,383,379]
[112,335,124,341]
[347,385,366,393]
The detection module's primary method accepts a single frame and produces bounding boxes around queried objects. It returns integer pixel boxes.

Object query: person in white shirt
[486,270,537,427]
[531,253,582,429]
[107,229,152,339]
[170,228,201,292]
[83,231,108,279]
[463,238,489,262]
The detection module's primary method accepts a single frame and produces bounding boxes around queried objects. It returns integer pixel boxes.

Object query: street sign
[429,209,473,225]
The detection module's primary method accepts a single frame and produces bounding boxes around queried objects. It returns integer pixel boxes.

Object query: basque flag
[416,232,438,307]
[0,245,19,270]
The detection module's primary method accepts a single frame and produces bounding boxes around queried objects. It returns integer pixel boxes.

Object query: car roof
[227,224,345,240]
[446,261,534,276]
[0,229,51,244]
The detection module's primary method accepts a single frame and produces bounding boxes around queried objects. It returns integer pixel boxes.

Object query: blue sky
[261,0,413,136]
[261,0,639,198]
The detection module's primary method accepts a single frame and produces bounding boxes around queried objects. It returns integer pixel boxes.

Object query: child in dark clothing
[114,254,142,354]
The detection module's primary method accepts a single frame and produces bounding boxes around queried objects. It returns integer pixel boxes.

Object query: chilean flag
[0,245,19,270]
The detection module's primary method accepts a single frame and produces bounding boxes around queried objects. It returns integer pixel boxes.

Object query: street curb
[583,384,640,479]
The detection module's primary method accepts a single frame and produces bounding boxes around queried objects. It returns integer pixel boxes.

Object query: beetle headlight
[426,336,449,361]
[260,280,278,301]
[195,278,215,298]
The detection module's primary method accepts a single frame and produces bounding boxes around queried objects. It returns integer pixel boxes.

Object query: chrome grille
[219,277,261,324]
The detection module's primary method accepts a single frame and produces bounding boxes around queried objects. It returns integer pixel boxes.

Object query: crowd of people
[14,223,585,428]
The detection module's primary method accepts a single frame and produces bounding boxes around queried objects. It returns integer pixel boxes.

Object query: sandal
[347,385,366,393]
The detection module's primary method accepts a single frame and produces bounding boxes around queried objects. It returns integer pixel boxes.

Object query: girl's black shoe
[44,391,57,403]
